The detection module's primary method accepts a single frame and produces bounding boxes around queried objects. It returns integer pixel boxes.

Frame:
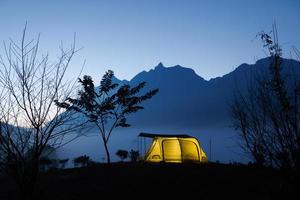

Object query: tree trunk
[104,141,110,163]
[18,160,39,200]
[18,174,37,200]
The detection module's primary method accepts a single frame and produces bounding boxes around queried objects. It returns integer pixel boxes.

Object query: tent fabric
[142,135,208,163]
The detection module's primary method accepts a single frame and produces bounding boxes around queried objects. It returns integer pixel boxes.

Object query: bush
[129,150,140,162]
[73,155,90,167]
[59,158,69,169]
[116,150,128,161]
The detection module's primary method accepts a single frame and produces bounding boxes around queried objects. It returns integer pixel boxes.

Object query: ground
[0,162,299,199]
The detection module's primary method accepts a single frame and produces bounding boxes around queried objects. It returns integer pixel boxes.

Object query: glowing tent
[139,133,208,163]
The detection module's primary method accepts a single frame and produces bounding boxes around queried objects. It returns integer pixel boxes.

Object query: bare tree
[0,25,83,200]
[231,24,300,169]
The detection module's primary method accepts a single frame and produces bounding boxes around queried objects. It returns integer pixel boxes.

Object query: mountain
[122,57,300,128]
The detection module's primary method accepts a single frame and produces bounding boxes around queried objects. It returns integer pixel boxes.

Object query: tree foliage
[73,155,90,167]
[116,149,128,161]
[57,71,158,163]
[129,149,140,162]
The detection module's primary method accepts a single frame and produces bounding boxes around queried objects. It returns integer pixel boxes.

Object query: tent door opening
[162,139,181,162]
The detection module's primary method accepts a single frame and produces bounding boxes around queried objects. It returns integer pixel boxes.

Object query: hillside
[0,163,297,200]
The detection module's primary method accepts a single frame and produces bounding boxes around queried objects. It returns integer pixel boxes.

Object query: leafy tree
[116,149,128,161]
[129,149,140,162]
[73,155,90,167]
[57,71,158,163]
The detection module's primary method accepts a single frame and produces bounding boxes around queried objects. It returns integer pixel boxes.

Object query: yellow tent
[139,133,208,163]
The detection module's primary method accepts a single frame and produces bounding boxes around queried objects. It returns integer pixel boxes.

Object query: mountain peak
[155,62,165,69]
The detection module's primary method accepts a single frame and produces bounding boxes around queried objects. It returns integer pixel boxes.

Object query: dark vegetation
[0,162,299,200]
[73,155,90,167]
[115,149,128,161]
[39,158,69,172]
[129,149,139,162]
[0,25,84,200]
[115,149,140,162]
[231,25,300,170]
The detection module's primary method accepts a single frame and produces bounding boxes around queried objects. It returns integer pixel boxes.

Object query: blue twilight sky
[0,0,299,82]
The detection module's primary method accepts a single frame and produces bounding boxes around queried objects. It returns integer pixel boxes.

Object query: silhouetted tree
[116,149,128,161]
[56,71,158,163]
[129,149,140,162]
[73,155,90,167]
[231,24,300,169]
[0,24,83,200]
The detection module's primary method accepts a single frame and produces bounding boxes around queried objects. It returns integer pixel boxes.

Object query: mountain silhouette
[114,57,300,128]
[67,57,300,129]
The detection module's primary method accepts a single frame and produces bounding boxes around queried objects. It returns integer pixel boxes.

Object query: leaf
[129,82,146,95]
[54,100,70,109]
[100,70,119,94]
[116,117,130,127]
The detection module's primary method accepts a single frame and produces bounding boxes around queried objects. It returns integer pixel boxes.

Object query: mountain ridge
[116,57,300,84]
[92,57,300,128]
[111,57,300,128]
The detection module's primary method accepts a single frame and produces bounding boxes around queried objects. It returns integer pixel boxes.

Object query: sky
[0,0,299,82]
